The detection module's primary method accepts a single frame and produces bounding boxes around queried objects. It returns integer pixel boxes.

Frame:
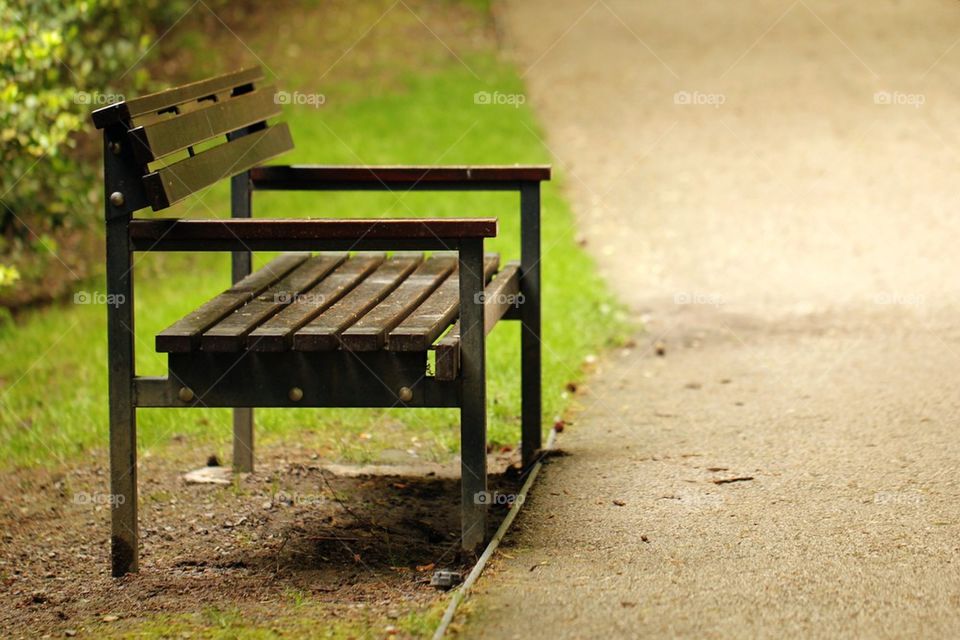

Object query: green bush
[0,0,198,303]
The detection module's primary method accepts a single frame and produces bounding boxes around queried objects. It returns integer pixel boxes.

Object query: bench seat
[156,251,520,381]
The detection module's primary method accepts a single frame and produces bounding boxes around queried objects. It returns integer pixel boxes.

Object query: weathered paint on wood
[339,255,456,351]
[201,254,345,351]
[293,256,422,351]
[92,67,263,129]
[250,164,551,189]
[155,253,308,352]
[247,254,385,351]
[142,124,294,210]
[388,255,500,352]
[129,86,281,163]
[434,262,521,381]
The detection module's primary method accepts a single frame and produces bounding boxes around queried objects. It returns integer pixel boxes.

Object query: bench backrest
[92,66,292,212]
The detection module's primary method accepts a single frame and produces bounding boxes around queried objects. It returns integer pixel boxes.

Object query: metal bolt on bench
[91,66,550,577]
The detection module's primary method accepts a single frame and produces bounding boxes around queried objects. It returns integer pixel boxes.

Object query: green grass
[97,602,442,639]
[0,33,625,470]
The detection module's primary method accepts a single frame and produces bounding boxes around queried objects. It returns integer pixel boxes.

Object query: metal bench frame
[94,68,548,577]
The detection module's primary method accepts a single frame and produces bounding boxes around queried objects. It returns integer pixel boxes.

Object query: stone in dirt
[430,569,462,590]
[182,466,232,485]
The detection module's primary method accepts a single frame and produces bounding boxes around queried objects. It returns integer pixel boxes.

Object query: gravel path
[466,1,960,637]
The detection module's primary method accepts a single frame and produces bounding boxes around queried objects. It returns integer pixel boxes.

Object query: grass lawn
[0,1,625,472]
[104,603,444,640]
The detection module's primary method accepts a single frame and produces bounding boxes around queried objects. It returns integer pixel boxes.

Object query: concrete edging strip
[432,427,559,639]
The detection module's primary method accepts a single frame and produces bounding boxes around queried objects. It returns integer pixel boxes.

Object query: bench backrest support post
[102,123,142,576]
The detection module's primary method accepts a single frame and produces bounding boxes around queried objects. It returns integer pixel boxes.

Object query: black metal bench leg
[459,239,487,553]
[230,171,255,473]
[106,216,138,577]
[232,409,254,472]
[520,183,543,468]
[108,401,138,576]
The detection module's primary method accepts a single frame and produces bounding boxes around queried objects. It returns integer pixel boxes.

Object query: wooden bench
[91,67,550,577]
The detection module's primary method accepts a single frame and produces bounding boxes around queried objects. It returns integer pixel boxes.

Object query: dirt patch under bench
[0,444,523,638]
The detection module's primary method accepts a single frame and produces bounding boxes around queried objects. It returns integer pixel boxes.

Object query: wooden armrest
[128,218,497,252]
[249,165,551,190]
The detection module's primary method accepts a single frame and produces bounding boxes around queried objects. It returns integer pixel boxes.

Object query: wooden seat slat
[292,255,423,351]
[201,253,345,352]
[155,253,309,353]
[434,262,521,381]
[388,255,500,352]
[129,86,281,163]
[339,255,457,352]
[248,253,386,351]
[142,124,294,210]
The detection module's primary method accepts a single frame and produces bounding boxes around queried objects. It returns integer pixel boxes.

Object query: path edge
[431,427,559,639]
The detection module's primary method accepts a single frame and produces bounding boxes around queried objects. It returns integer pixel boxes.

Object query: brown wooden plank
[477,262,521,330]
[434,262,521,381]
[201,253,345,352]
[142,124,294,210]
[128,86,281,163]
[434,325,460,382]
[249,165,552,188]
[92,67,264,129]
[292,255,423,351]
[388,255,500,352]
[155,253,308,353]
[129,216,499,244]
[247,253,386,351]
[339,255,457,352]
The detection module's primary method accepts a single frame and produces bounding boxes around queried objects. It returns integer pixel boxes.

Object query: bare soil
[0,444,522,638]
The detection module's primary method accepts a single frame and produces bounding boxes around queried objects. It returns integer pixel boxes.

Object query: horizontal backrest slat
[128,86,281,163]
[92,67,264,129]
[142,123,294,210]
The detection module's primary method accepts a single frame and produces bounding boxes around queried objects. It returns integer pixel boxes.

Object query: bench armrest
[128,218,497,252]
[249,165,550,191]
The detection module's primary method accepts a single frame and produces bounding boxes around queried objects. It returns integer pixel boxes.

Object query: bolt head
[109,191,125,207]
[289,387,304,402]
[178,387,194,403]
[109,141,122,155]
[398,386,413,403]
